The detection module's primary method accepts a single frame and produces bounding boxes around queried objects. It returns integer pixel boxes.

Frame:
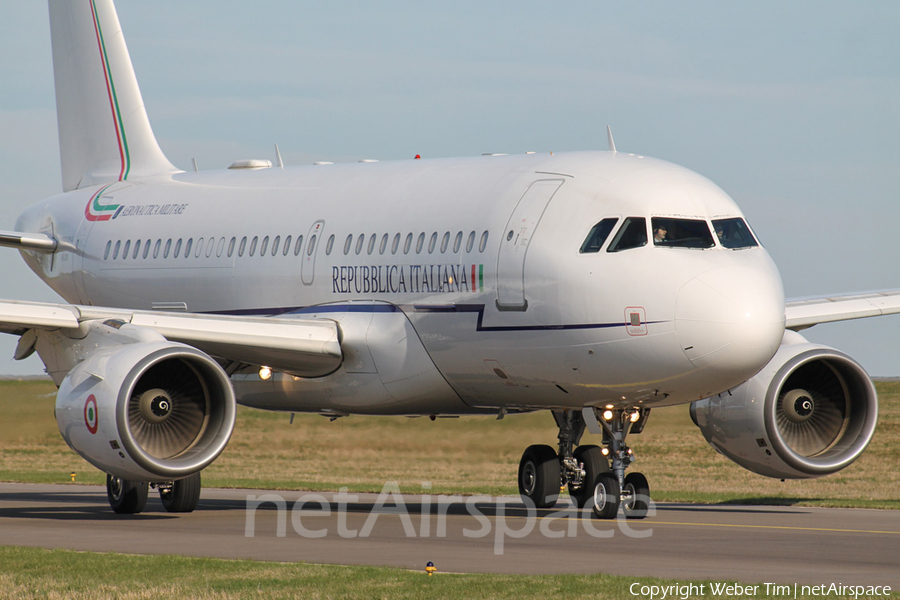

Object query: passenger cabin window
[607,217,647,252]
[479,231,489,252]
[651,217,715,249]
[579,218,618,253]
[712,218,759,249]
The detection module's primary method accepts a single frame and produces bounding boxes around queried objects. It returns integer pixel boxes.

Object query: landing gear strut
[516,407,651,519]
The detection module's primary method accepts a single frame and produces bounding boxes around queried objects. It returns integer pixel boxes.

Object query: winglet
[275,144,284,169]
[607,125,617,153]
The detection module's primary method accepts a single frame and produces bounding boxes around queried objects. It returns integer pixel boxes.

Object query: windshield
[580,218,618,253]
[651,217,715,249]
[712,218,758,249]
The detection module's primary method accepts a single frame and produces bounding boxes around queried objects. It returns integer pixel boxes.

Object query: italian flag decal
[471,264,484,292]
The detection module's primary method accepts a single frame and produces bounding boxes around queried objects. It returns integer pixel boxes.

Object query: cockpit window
[712,218,758,249]
[607,217,647,252]
[651,217,715,249]
[579,218,618,253]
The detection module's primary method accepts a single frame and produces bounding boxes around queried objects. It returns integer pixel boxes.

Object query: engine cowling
[690,331,877,479]
[56,340,236,481]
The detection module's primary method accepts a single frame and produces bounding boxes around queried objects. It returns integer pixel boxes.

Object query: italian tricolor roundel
[84,395,99,434]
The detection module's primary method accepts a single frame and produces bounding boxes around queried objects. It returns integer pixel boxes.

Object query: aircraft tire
[622,472,650,519]
[591,472,621,519]
[518,444,560,509]
[567,445,609,508]
[160,472,202,513]
[106,474,149,514]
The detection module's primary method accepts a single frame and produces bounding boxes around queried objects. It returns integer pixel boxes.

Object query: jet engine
[690,331,877,479]
[55,340,236,481]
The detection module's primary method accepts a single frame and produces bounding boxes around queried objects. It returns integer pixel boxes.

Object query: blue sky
[1,1,899,376]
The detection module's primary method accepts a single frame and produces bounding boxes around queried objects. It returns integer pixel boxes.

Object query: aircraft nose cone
[675,266,785,384]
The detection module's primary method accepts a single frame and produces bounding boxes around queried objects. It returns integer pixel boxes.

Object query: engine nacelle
[690,331,877,479]
[56,340,236,481]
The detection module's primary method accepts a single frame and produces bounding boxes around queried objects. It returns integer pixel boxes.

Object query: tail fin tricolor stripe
[89,0,129,183]
[49,0,178,192]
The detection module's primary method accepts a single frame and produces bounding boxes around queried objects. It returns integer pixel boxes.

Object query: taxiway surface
[0,483,897,587]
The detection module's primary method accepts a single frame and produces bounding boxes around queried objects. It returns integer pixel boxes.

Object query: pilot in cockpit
[653,224,668,244]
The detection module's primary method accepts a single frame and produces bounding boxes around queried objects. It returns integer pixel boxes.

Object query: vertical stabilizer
[49,0,179,192]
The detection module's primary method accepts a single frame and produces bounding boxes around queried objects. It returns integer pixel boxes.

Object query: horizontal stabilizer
[0,231,58,253]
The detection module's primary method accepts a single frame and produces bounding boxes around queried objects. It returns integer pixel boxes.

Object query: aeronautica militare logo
[84,184,122,222]
[85,184,188,222]
[84,395,99,434]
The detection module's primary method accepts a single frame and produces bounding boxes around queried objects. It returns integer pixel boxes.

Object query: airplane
[1,0,897,517]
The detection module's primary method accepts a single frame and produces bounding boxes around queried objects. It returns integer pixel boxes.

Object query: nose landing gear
[516,407,651,519]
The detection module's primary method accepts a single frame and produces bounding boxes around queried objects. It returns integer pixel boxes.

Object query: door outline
[495,179,564,311]
[301,220,325,285]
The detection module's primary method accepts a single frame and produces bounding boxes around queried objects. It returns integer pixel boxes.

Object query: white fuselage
[17,150,786,415]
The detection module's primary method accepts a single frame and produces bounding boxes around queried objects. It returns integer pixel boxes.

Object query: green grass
[1,379,899,509]
[1,381,897,599]
[0,547,868,600]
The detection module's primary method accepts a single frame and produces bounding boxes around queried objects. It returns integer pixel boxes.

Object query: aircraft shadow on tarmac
[0,488,813,521]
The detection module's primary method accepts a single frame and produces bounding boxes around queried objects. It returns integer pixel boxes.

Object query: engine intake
[690,332,877,479]
[56,340,236,481]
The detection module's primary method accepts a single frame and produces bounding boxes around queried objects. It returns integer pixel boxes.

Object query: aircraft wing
[785,290,900,331]
[0,299,342,377]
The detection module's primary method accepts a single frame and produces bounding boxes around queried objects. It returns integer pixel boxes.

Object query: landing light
[259,366,272,380]
[629,411,641,423]
[601,448,610,456]
[602,410,614,421]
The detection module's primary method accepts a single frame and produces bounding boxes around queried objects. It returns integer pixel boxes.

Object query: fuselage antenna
[607,125,617,153]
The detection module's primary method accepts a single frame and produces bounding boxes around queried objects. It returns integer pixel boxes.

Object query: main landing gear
[106,472,202,514]
[517,407,651,519]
